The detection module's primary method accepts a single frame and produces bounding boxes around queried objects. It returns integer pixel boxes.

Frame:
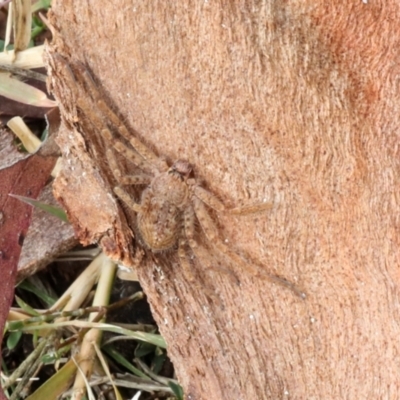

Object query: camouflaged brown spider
[66,60,305,299]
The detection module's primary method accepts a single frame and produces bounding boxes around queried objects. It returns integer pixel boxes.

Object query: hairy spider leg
[193,198,306,299]
[113,186,142,213]
[179,207,229,303]
[183,204,239,285]
[74,62,168,173]
[106,148,152,185]
[53,56,157,178]
[177,236,196,285]
[69,83,156,179]
[74,101,156,179]
[193,185,274,215]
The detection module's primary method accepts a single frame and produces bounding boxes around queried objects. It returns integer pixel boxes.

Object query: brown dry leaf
[0,145,56,400]
[15,108,78,279]
[17,182,77,281]
[0,128,30,169]
[44,2,400,399]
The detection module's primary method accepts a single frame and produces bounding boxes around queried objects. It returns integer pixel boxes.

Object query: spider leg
[183,205,239,284]
[178,226,224,305]
[104,129,155,176]
[67,80,156,177]
[54,55,165,173]
[193,185,273,215]
[106,148,152,185]
[73,62,169,172]
[177,236,197,285]
[113,187,142,213]
[193,198,306,299]
[192,185,225,212]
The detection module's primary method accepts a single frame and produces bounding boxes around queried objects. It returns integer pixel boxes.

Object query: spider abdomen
[137,204,181,251]
[137,187,183,251]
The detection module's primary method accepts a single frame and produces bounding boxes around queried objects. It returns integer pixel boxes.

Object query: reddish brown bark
[47,1,400,398]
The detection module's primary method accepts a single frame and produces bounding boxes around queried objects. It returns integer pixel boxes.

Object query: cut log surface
[46,1,400,399]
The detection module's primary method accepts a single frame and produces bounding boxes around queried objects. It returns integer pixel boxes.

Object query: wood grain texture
[46,1,400,398]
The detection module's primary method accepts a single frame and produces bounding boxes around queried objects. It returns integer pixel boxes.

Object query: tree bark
[46,1,400,398]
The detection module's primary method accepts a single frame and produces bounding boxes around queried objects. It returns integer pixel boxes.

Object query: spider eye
[168,168,185,181]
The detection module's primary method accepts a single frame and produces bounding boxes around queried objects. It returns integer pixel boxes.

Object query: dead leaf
[0,150,56,400]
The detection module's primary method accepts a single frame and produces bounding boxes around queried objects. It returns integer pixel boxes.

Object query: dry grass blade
[24,358,78,400]
[0,63,47,81]
[93,343,123,400]
[7,117,42,153]
[71,256,116,400]
[0,45,46,68]
[49,253,105,312]
[11,0,32,55]
[0,72,56,106]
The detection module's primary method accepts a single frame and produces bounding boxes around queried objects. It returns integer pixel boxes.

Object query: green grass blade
[9,194,68,222]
